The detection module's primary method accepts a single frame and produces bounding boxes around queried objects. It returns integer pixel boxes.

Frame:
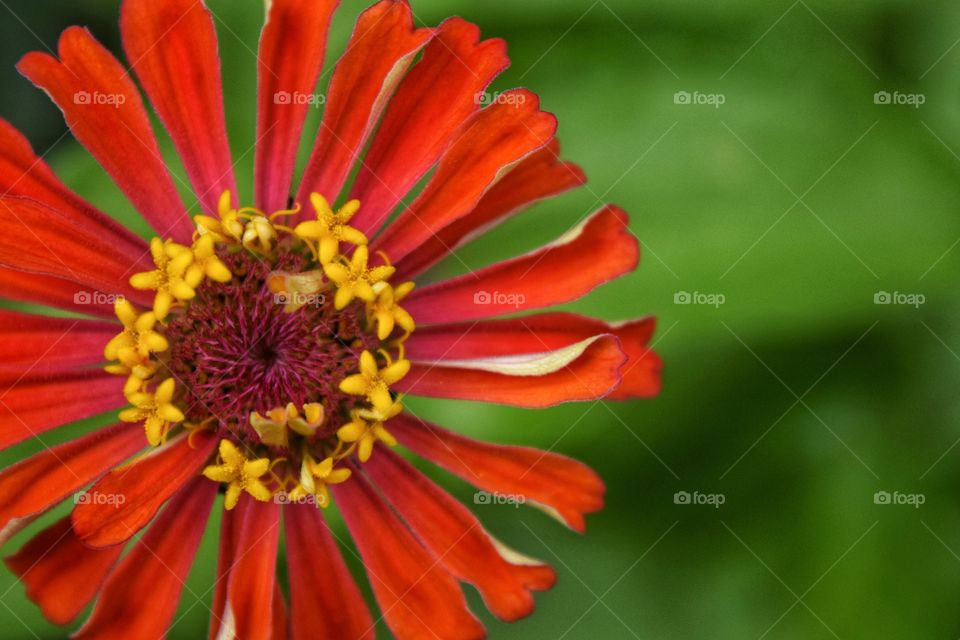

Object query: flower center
[104,192,416,510]
[164,247,378,444]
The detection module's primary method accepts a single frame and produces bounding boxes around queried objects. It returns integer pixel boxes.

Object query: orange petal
[285,504,374,640]
[74,478,216,638]
[121,0,235,214]
[4,518,123,625]
[16,27,191,241]
[373,89,556,264]
[396,335,626,407]
[0,423,144,541]
[390,413,605,533]
[394,139,586,279]
[366,447,556,621]
[405,312,661,400]
[404,205,638,324]
[71,429,217,547]
[348,17,509,236]
[255,0,339,212]
[332,472,485,640]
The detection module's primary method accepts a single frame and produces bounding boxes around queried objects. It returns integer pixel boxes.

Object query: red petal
[221,496,281,640]
[405,205,638,324]
[0,423,144,541]
[0,268,115,319]
[406,312,661,400]
[372,89,556,263]
[0,118,152,256]
[332,473,485,640]
[297,0,433,206]
[71,429,217,547]
[0,309,116,367]
[349,17,509,236]
[0,196,153,304]
[0,371,125,452]
[366,448,556,621]
[16,28,191,241]
[121,0,235,214]
[209,499,240,640]
[75,478,216,639]
[4,518,123,625]
[397,334,626,407]
[285,504,374,640]
[272,584,289,640]
[390,413,604,533]
[255,0,340,212]
[395,139,586,279]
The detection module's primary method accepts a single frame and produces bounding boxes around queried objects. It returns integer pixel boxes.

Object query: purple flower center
[164,246,377,447]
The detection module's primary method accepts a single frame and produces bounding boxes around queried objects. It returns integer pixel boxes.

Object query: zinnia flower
[0,0,662,638]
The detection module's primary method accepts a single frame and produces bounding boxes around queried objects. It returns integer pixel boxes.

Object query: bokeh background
[0,0,959,637]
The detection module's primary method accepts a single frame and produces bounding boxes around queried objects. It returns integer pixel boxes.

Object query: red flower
[0,0,661,637]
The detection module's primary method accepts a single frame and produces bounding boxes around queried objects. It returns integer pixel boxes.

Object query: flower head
[0,0,662,637]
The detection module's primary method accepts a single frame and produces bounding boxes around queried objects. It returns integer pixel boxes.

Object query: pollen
[104,193,414,511]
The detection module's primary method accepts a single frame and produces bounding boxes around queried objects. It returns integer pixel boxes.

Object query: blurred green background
[1,0,959,637]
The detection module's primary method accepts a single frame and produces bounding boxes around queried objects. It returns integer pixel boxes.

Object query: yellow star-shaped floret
[186,235,232,286]
[194,190,245,244]
[368,281,416,340]
[338,401,403,462]
[202,439,273,510]
[339,350,410,413]
[289,454,351,508]
[119,378,185,446]
[294,194,368,265]
[323,246,395,310]
[129,238,197,320]
[103,299,167,388]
